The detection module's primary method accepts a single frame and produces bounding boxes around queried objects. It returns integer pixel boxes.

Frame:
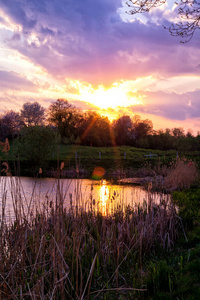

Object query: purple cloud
[130,90,200,121]
[0,70,37,91]
[1,0,199,85]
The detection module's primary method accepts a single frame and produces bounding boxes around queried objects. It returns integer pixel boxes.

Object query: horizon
[0,0,200,134]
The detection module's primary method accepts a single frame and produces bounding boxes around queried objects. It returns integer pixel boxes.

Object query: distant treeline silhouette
[0,99,199,151]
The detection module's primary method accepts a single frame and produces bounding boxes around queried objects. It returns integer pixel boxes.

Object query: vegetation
[14,126,60,174]
[20,102,45,127]
[1,99,200,151]
[0,134,200,298]
[1,98,200,176]
[0,162,200,299]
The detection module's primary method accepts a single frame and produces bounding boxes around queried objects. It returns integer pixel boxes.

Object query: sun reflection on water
[95,180,122,216]
[1,177,171,222]
[99,180,109,215]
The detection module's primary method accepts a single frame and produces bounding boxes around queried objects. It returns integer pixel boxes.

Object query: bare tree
[0,110,22,139]
[126,0,200,42]
[21,102,45,126]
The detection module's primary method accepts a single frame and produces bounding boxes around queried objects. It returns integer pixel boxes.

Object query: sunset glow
[80,85,141,109]
[0,0,200,133]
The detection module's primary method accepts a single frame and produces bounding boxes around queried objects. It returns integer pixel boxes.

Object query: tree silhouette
[48,99,80,142]
[21,102,45,126]
[113,116,134,145]
[0,110,22,139]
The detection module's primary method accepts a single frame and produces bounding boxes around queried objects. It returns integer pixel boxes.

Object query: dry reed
[139,158,199,192]
[164,158,199,191]
[0,175,180,299]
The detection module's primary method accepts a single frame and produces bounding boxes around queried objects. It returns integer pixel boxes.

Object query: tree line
[0,99,200,152]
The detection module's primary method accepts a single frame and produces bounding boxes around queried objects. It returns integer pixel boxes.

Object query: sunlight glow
[80,85,141,109]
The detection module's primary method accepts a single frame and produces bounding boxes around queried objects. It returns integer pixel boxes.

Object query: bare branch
[126,0,200,42]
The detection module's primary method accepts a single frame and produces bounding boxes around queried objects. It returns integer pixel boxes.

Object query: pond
[0,176,170,224]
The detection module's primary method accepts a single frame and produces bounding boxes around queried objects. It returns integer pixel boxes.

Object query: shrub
[164,158,199,191]
[14,126,60,172]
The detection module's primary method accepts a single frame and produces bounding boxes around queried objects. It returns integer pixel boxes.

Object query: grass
[144,186,200,299]
[145,158,199,192]
[7,143,179,177]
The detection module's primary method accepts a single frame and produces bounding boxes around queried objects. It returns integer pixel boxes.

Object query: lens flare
[92,166,105,180]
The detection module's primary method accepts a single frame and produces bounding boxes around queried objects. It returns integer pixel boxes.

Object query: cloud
[0,70,38,91]
[1,0,199,86]
[129,89,200,121]
[1,0,200,134]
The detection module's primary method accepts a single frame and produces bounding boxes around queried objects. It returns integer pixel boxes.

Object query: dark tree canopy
[15,126,60,171]
[79,111,112,147]
[126,0,200,42]
[113,115,134,146]
[21,102,45,126]
[0,110,22,139]
[48,99,80,142]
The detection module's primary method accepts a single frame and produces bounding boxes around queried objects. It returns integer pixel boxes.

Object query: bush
[14,126,60,172]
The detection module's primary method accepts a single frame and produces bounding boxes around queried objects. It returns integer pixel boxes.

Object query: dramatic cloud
[1,0,199,85]
[1,0,200,132]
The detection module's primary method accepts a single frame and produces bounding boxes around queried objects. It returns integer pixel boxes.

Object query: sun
[80,85,140,109]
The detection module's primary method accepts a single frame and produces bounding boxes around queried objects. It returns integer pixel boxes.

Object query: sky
[1,0,200,134]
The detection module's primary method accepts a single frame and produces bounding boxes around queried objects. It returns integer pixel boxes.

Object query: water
[0,176,169,223]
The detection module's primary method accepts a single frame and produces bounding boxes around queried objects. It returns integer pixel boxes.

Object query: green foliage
[14,126,60,171]
[173,187,200,228]
[79,111,112,147]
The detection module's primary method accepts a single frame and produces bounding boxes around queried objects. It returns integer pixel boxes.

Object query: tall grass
[138,158,199,192]
[164,158,199,190]
[0,175,181,299]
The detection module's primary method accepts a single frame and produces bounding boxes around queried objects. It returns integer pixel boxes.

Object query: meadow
[1,144,200,299]
[6,143,187,178]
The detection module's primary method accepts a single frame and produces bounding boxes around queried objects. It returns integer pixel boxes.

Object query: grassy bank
[6,144,183,177]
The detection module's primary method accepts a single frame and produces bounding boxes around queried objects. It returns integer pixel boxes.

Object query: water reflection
[98,180,109,215]
[0,176,170,222]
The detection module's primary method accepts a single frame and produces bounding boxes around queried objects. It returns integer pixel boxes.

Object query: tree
[80,112,111,146]
[151,128,174,150]
[21,102,45,126]
[112,115,134,145]
[126,0,200,42]
[15,126,60,172]
[0,110,22,140]
[132,115,153,139]
[48,99,79,142]
[172,127,185,138]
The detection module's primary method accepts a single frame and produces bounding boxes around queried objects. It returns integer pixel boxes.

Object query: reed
[0,175,180,299]
[139,158,199,192]
[164,158,199,191]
